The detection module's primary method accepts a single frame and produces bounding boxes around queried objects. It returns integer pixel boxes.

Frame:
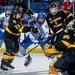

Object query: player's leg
[1,38,14,70]
[19,45,32,66]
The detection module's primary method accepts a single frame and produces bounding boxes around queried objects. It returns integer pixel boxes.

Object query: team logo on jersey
[45,25,48,28]
[13,20,16,24]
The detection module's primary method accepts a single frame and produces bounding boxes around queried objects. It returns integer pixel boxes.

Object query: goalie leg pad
[68,65,75,75]
[54,57,68,72]
[48,60,59,75]
[54,52,74,72]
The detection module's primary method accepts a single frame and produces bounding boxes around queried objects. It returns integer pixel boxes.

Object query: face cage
[50,7,58,15]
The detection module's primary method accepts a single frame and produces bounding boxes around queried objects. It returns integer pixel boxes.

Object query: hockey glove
[30,28,38,33]
[24,8,33,16]
[48,34,53,40]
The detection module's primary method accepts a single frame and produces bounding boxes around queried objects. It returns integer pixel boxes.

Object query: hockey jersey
[0,12,10,29]
[61,2,73,12]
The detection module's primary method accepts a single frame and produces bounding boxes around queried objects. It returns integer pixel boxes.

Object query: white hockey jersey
[0,12,10,29]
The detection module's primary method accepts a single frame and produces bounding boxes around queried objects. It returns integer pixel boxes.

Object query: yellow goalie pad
[48,60,58,75]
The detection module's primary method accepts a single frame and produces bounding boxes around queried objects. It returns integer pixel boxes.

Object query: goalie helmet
[49,2,58,15]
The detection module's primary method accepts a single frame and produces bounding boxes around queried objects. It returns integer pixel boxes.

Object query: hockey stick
[24,44,40,55]
[15,44,40,57]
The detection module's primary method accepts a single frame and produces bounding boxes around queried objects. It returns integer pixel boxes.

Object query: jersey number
[15,24,21,29]
[63,35,70,39]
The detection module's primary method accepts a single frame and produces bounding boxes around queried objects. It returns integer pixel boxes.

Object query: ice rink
[0,53,51,75]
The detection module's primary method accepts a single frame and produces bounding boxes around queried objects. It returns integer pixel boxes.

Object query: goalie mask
[49,2,58,15]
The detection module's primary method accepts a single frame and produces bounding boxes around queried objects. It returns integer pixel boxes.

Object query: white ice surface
[0,53,51,75]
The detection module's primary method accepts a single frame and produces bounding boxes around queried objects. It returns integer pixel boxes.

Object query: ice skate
[24,55,32,66]
[0,64,8,71]
[7,64,15,69]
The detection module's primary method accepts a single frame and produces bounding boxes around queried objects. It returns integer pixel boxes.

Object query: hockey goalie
[44,23,75,75]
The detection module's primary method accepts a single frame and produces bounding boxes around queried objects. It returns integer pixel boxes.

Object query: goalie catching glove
[44,44,62,58]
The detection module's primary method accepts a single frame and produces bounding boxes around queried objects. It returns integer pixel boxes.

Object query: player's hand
[48,34,53,40]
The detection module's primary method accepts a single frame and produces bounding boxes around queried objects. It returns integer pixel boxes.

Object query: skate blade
[0,68,13,74]
[25,59,33,67]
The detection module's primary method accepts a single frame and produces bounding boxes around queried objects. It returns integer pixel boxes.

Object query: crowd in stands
[0,0,75,17]
[61,0,73,13]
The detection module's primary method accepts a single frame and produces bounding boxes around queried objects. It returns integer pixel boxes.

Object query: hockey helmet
[37,12,46,19]
[4,6,12,11]
[37,12,46,25]
[13,7,23,15]
[49,2,58,9]
[49,2,58,15]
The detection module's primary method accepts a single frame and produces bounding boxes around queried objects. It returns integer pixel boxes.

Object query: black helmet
[49,2,58,9]
[13,7,23,14]
[49,2,58,15]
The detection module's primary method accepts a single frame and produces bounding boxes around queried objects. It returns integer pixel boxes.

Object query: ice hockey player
[44,21,75,75]
[46,2,74,44]
[0,6,12,50]
[19,12,49,66]
[0,7,38,71]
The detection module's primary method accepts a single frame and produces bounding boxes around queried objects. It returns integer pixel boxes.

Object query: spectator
[31,0,41,2]
[8,0,16,7]
[0,4,4,14]
[1,0,8,6]
[61,0,73,12]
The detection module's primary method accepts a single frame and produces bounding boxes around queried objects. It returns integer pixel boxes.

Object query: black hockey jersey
[46,10,73,33]
[55,29,75,51]
[4,15,33,37]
